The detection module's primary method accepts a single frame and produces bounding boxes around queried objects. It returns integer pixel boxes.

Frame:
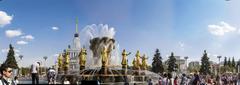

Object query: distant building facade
[165,56,187,73]
[68,21,81,72]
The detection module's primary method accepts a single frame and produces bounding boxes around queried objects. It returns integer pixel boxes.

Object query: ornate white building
[68,19,81,71]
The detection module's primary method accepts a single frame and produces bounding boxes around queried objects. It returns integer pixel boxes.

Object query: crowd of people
[155,72,240,85]
[1,61,240,85]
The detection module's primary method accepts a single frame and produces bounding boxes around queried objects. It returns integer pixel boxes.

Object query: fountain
[56,24,160,85]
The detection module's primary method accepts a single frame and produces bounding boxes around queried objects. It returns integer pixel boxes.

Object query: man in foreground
[0,64,15,85]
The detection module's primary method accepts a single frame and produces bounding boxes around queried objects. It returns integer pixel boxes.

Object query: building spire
[76,17,78,33]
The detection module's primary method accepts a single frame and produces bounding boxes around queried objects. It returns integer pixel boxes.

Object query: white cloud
[52,26,59,31]
[21,35,34,40]
[5,29,22,38]
[208,21,237,36]
[0,11,13,27]
[1,48,8,53]
[16,40,28,45]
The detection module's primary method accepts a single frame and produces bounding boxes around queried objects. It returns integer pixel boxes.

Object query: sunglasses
[7,70,12,73]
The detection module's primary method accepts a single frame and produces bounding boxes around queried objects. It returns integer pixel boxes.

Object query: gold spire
[76,17,78,33]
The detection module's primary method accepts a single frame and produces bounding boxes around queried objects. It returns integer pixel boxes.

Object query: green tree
[167,52,177,73]
[232,57,236,68]
[220,66,231,74]
[228,57,231,68]
[2,44,18,69]
[152,49,164,74]
[21,67,30,76]
[199,50,211,75]
[224,57,227,67]
[232,57,236,72]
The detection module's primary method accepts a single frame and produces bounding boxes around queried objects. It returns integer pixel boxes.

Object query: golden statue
[121,49,131,68]
[63,50,70,74]
[57,54,63,71]
[65,52,70,66]
[135,50,142,70]
[141,54,148,70]
[132,58,137,69]
[101,47,108,67]
[79,48,87,69]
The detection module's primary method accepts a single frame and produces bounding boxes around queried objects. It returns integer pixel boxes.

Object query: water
[80,24,120,67]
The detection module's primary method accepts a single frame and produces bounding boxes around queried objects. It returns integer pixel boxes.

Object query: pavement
[18,77,48,84]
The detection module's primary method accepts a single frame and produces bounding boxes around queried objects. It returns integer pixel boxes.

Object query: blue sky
[0,0,240,67]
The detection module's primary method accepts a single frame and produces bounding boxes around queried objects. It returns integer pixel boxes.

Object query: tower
[73,18,81,49]
[69,18,81,71]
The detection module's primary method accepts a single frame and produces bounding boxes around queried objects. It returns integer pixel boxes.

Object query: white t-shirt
[31,63,39,73]
[64,81,70,84]
[162,78,167,85]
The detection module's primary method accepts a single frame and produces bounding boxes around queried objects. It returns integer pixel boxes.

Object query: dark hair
[0,64,11,74]
[14,76,18,80]
[164,73,167,77]
[37,62,40,65]
[175,76,178,80]
[168,73,172,79]
[182,73,186,76]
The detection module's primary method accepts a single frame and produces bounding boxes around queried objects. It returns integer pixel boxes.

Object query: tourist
[199,75,206,85]
[233,74,238,85]
[158,77,162,85]
[0,64,16,85]
[124,77,129,85]
[237,73,240,85]
[174,76,178,85]
[162,73,168,85]
[215,75,221,85]
[207,75,214,85]
[13,76,19,84]
[167,73,174,85]
[30,62,40,84]
[188,74,194,85]
[97,80,100,85]
[192,73,200,85]
[148,78,153,85]
[180,74,187,85]
[63,77,70,84]
[47,67,56,84]
[222,74,228,85]
[71,77,78,84]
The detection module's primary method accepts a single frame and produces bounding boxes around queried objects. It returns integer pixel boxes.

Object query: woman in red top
[174,76,178,85]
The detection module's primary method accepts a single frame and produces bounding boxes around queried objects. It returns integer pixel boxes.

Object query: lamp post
[19,55,23,76]
[43,56,48,75]
[184,56,188,73]
[217,56,222,74]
